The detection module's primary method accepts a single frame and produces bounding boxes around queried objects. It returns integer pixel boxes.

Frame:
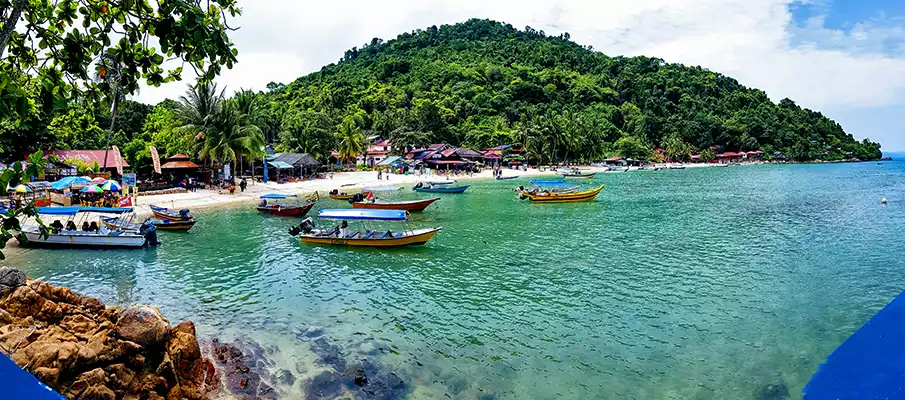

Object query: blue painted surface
[805,290,905,399]
[37,206,134,215]
[260,194,294,199]
[318,209,407,221]
[0,354,65,400]
[529,179,565,185]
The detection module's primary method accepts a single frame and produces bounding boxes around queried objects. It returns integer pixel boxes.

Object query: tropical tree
[700,148,716,163]
[194,101,265,172]
[176,82,225,136]
[277,109,332,159]
[0,151,49,259]
[334,116,366,166]
[615,136,651,160]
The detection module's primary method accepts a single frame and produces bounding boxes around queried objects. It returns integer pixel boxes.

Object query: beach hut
[160,154,200,170]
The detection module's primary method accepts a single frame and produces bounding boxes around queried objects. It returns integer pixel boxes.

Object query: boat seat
[363,231,376,239]
[375,231,390,239]
[392,232,405,238]
[344,231,360,239]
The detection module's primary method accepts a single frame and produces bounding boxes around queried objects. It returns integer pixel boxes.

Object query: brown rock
[168,321,202,374]
[115,306,170,348]
[77,368,108,385]
[80,384,116,400]
[32,367,61,386]
[61,314,99,337]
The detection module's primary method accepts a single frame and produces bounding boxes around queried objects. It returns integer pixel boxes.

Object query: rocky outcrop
[0,269,220,399]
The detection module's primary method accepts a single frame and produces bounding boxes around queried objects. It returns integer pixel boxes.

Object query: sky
[135,0,905,151]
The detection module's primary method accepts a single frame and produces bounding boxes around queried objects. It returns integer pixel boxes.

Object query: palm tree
[94,53,132,171]
[176,81,225,139]
[334,116,366,167]
[195,101,265,173]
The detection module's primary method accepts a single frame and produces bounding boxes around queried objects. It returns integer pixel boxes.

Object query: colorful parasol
[102,180,121,192]
[80,185,101,193]
[13,184,31,193]
[91,177,106,183]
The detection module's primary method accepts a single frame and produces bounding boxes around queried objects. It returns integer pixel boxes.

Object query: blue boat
[0,354,66,399]
[529,179,565,185]
[805,290,905,399]
[413,183,469,193]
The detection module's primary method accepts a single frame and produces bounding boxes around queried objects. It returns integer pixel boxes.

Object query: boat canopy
[361,186,402,192]
[260,194,295,199]
[529,179,565,185]
[36,206,134,215]
[317,209,407,221]
[531,182,575,187]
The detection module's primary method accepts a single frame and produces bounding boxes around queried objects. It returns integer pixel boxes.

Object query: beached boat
[20,207,157,248]
[351,197,440,212]
[150,205,193,221]
[520,184,605,203]
[496,175,519,180]
[257,194,315,217]
[412,182,469,193]
[290,209,440,247]
[426,181,456,185]
[328,189,371,200]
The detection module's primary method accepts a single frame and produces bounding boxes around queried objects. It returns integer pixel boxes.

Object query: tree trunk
[103,93,120,172]
[0,0,27,58]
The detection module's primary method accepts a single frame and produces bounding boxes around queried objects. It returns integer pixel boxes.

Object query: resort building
[405,144,484,170]
[49,150,130,174]
[358,139,393,167]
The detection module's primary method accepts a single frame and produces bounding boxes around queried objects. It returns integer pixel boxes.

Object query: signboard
[223,163,231,181]
[112,145,123,175]
[149,146,161,174]
[122,173,136,187]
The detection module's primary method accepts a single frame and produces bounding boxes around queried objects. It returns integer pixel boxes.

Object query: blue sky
[136,0,905,152]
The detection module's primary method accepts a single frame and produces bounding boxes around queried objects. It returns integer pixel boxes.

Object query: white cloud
[133,0,905,148]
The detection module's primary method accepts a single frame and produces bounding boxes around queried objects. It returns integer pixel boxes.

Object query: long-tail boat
[149,205,193,221]
[103,216,197,232]
[496,175,519,180]
[561,168,597,179]
[412,182,469,193]
[257,194,315,217]
[351,197,440,212]
[290,209,440,247]
[520,184,605,203]
[328,189,371,200]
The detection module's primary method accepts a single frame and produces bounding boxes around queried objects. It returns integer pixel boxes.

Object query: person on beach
[377,170,382,180]
[240,178,247,192]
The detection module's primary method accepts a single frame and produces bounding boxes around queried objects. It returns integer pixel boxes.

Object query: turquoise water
[8,162,905,399]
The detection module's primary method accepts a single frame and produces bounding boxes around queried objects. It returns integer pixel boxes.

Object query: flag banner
[112,145,124,175]
[150,146,162,174]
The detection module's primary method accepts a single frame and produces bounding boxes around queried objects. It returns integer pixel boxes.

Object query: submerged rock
[0,268,220,399]
[756,375,790,400]
[207,338,278,399]
[304,334,408,400]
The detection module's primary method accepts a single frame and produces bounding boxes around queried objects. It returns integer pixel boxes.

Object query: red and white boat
[257,194,316,217]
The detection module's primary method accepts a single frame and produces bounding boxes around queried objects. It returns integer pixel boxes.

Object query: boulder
[115,306,170,347]
[0,267,25,294]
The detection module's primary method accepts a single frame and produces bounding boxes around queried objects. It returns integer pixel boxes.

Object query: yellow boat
[520,184,605,203]
[290,209,440,248]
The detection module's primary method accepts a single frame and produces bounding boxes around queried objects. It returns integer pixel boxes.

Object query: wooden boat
[290,209,440,248]
[426,181,455,185]
[257,194,315,217]
[152,219,197,231]
[20,207,156,248]
[520,184,605,203]
[496,175,518,180]
[562,172,597,179]
[412,183,469,193]
[351,198,440,212]
[329,189,371,200]
[150,204,193,221]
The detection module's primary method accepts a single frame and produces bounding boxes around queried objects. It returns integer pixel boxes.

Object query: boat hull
[413,186,469,194]
[562,173,597,179]
[329,192,370,200]
[496,176,518,180]
[351,198,440,212]
[152,220,197,231]
[150,205,193,221]
[523,184,605,203]
[256,203,314,217]
[18,230,147,248]
[300,228,440,247]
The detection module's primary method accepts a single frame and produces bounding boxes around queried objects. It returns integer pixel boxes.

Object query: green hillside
[268,18,881,162]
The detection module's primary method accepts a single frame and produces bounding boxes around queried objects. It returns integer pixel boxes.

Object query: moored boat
[520,184,605,203]
[257,194,315,217]
[150,205,193,221]
[328,189,371,200]
[351,197,440,212]
[20,207,158,248]
[103,216,197,232]
[412,182,469,193]
[290,209,440,247]
[426,181,456,185]
[152,219,197,231]
[496,175,518,180]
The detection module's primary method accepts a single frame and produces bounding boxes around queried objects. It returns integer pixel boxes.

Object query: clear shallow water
[7,162,905,399]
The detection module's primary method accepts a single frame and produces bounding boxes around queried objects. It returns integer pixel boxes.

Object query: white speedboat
[18,207,157,249]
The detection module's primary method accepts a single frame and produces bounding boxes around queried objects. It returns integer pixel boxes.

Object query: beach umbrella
[80,185,101,193]
[92,177,106,183]
[102,180,121,192]
[13,184,31,193]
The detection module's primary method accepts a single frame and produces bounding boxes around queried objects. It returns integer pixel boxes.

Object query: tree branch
[0,0,27,58]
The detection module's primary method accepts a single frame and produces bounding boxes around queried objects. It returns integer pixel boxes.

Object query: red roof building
[50,150,130,169]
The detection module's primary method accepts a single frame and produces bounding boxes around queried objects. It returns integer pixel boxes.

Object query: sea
[7,160,905,399]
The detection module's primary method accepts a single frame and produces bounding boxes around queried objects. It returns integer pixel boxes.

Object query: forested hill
[270,18,881,162]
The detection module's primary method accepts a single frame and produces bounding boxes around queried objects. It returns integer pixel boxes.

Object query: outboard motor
[413,182,423,190]
[348,193,364,204]
[289,218,315,236]
[139,220,160,246]
[179,209,192,219]
[329,189,338,195]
